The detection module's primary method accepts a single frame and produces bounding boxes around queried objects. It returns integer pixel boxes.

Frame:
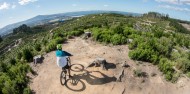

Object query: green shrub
[0,63,9,72]
[9,58,17,65]
[92,29,102,41]
[46,41,57,52]
[53,32,64,39]
[42,39,48,46]
[71,30,84,36]
[54,37,66,44]
[129,48,156,62]
[110,34,127,45]
[0,35,3,42]
[175,58,190,73]
[113,25,124,34]
[155,37,173,57]
[170,51,181,61]
[165,71,173,81]
[34,43,41,51]
[187,72,190,78]
[123,27,136,37]
[22,49,33,62]
[150,55,159,64]
[152,26,164,38]
[111,34,122,45]
[23,87,32,94]
[2,80,15,94]
[187,53,190,60]
[128,39,137,49]
[16,52,22,60]
[159,58,174,74]
[171,72,179,83]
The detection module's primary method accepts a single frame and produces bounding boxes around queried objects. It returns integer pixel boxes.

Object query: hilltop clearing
[29,38,190,94]
[1,12,190,94]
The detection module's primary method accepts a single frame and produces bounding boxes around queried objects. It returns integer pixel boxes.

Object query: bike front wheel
[60,70,67,85]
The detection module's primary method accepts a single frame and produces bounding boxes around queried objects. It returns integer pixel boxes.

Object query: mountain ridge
[0,10,141,36]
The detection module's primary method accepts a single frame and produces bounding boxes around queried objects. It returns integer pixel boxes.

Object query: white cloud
[72,4,77,7]
[155,0,190,5]
[104,4,109,7]
[18,0,38,5]
[0,2,10,10]
[180,0,190,5]
[158,4,190,12]
[155,0,179,4]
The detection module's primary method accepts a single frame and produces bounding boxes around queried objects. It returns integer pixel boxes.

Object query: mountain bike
[60,57,71,85]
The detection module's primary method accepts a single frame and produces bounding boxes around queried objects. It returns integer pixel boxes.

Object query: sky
[0,0,190,28]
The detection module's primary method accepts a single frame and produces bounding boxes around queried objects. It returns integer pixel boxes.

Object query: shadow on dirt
[65,64,116,92]
[65,78,86,92]
[106,62,116,70]
[70,64,85,72]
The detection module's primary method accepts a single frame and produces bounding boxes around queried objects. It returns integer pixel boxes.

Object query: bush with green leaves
[45,36,66,52]
[171,72,180,83]
[9,58,17,65]
[69,30,84,36]
[34,43,41,51]
[22,48,33,62]
[0,63,9,72]
[111,34,127,45]
[170,51,181,61]
[123,27,136,37]
[113,25,124,34]
[0,35,3,43]
[54,37,66,44]
[46,41,57,52]
[23,87,32,94]
[0,61,31,94]
[158,58,176,81]
[129,48,156,62]
[91,27,127,45]
[158,58,174,74]
[175,58,190,73]
[187,72,190,78]
[16,52,22,60]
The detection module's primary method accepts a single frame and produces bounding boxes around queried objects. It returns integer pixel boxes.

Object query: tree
[13,24,31,34]
[22,49,33,62]
[0,35,2,42]
[113,25,124,34]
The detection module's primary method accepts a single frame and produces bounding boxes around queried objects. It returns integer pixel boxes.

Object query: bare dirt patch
[29,37,190,94]
[181,23,190,31]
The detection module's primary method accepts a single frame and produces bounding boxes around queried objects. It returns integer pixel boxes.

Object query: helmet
[57,44,62,50]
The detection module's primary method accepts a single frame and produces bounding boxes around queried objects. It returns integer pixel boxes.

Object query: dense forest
[0,12,190,93]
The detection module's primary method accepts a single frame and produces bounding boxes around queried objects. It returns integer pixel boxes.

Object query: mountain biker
[56,44,72,78]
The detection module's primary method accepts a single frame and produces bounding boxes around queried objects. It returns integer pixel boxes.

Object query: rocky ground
[29,37,190,94]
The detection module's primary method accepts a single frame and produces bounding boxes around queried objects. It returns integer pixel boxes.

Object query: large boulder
[83,32,92,39]
[33,55,43,65]
[86,58,107,70]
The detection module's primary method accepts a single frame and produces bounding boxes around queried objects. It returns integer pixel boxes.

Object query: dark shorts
[62,64,70,70]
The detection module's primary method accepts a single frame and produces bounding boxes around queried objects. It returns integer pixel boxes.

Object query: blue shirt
[56,50,66,57]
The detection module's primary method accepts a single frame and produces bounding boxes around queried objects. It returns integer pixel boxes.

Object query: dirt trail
[30,38,190,94]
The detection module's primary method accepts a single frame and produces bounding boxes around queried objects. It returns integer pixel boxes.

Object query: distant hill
[0,10,141,36]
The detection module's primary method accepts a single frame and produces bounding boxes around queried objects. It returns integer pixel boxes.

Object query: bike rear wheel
[60,70,67,85]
